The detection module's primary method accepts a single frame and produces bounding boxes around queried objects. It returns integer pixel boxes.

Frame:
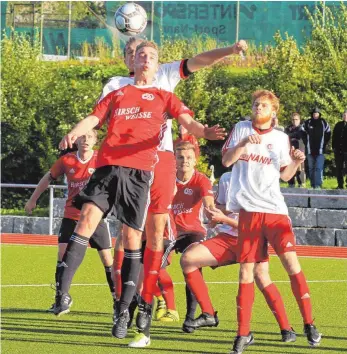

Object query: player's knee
[99,249,113,266]
[180,251,193,270]
[147,234,164,251]
[239,264,255,283]
[280,252,301,275]
[254,269,271,290]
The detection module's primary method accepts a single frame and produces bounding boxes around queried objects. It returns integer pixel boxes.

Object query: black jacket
[332,121,347,153]
[285,124,306,149]
[303,111,331,155]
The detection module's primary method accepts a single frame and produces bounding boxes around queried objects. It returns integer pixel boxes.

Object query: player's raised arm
[222,133,261,167]
[178,113,226,140]
[280,147,306,182]
[186,40,248,72]
[59,115,100,150]
[24,172,53,214]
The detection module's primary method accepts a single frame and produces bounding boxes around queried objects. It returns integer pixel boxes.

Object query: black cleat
[281,328,296,342]
[304,324,322,346]
[185,312,219,329]
[230,333,255,354]
[47,302,56,313]
[182,316,195,333]
[54,291,73,317]
[136,298,152,331]
[112,309,130,339]
[128,295,139,329]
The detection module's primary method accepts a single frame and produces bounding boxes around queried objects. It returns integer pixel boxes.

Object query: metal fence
[1,183,67,235]
[1,183,346,236]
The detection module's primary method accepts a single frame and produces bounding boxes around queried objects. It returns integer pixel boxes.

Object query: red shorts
[202,233,238,266]
[237,210,295,263]
[148,151,176,214]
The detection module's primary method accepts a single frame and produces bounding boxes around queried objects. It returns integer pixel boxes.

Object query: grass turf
[1,244,347,354]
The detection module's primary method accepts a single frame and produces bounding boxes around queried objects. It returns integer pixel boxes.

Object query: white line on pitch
[2,279,347,288]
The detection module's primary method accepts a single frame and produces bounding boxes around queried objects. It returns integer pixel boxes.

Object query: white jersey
[215,172,238,237]
[223,121,292,215]
[100,60,186,152]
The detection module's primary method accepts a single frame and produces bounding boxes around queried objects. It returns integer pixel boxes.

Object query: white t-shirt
[99,60,186,152]
[223,121,292,215]
[215,171,238,237]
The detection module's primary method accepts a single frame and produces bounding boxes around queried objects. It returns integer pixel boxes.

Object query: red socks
[290,271,313,324]
[158,268,176,310]
[152,283,162,298]
[142,247,163,304]
[184,269,214,315]
[113,249,124,300]
[261,283,290,330]
[237,283,255,336]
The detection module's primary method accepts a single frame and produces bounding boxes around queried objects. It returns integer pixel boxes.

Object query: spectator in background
[332,110,347,189]
[285,113,306,187]
[303,107,331,189]
[272,115,284,131]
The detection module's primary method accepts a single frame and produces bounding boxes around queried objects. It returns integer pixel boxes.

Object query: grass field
[1,244,347,354]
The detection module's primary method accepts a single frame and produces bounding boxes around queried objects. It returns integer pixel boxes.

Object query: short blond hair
[124,37,144,57]
[175,141,196,154]
[252,90,280,113]
[135,40,159,54]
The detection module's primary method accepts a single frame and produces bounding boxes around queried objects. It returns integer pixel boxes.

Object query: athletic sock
[237,282,255,336]
[184,269,214,315]
[104,265,115,297]
[261,283,291,330]
[153,283,162,298]
[119,248,141,313]
[55,260,63,287]
[158,268,176,310]
[113,249,124,300]
[290,271,313,324]
[142,247,163,305]
[59,233,89,294]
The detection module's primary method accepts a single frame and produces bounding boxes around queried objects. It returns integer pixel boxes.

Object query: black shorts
[58,218,112,251]
[73,165,153,232]
[174,233,205,254]
[141,239,176,268]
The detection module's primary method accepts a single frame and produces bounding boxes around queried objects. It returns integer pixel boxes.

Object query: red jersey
[172,170,213,236]
[50,151,98,220]
[91,85,193,171]
[174,133,200,158]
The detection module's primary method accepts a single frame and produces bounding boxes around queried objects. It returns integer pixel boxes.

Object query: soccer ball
[114,3,147,36]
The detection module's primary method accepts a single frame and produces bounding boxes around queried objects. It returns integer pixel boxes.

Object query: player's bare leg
[136,212,166,332]
[112,225,142,339]
[54,203,103,316]
[113,229,124,301]
[47,243,68,313]
[254,262,296,342]
[98,249,116,301]
[180,243,219,331]
[231,263,256,354]
[279,251,322,346]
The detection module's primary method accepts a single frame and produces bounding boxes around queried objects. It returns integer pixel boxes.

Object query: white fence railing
[1,183,67,235]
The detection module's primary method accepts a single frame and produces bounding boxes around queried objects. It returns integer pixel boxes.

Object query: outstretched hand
[24,200,36,215]
[204,124,227,140]
[59,133,78,150]
[232,40,248,55]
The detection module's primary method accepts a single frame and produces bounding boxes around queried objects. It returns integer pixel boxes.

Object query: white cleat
[128,332,151,348]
